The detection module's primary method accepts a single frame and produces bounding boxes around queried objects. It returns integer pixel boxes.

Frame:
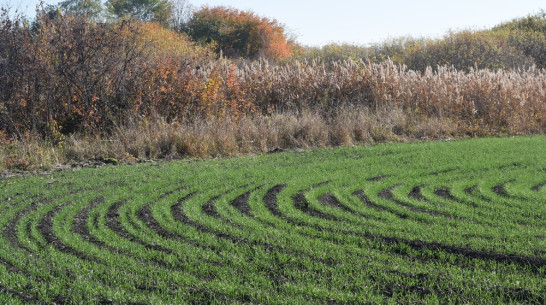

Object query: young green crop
[0,136,544,304]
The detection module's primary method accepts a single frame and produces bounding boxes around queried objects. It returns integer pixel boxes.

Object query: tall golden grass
[179,58,545,134]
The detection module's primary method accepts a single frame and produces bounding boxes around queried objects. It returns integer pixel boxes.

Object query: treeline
[0,3,545,170]
[298,10,546,71]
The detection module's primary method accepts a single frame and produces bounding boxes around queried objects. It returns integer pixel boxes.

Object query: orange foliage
[185,6,291,60]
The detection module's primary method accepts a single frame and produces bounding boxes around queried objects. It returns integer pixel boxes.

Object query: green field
[0,136,545,304]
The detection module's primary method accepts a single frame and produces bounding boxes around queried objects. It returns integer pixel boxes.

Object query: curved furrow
[0,193,41,216]
[2,187,90,254]
[1,137,545,303]
[139,191,348,300]
[157,191,379,302]
[38,201,102,264]
[433,186,538,228]
[263,185,289,220]
[72,195,203,268]
[434,187,458,202]
[35,192,244,303]
[318,193,355,214]
[136,194,219,252]
[407,185,488,225]
[352,190,403,217]
[167,186,420,293]
[0,191,93,303]
[263,184,344,227]
[98,195,246,296]
[105,199,178,255]
[171,195,246,244]
[492,182,512,198]
[374,187,431,222]
[200,193,249,230]
[262,185,546,273]
[255,187,543,305]
[207,189,507,300]
[492,179,546,205]
[463,181,544,225]
[169,191,331,263]
[531,182,545,192]
[70,196,200,295]
[135,187,346,297]
[230,192,253,217]
[292,191,340,222]
[3,198,52,253]
[226,186,476,296]
[71,196,126,254]
[0,283,39,304]
[380,186,453,219]
[318,192,382,221]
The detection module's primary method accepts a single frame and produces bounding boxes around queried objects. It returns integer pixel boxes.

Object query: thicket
[0,7,545,170]
[0,9,212,138]
[183,6,293,60]
[299,11,546,71]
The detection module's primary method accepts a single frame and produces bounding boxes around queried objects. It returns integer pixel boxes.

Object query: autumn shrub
[295,38,424,67]
[182,6,292,60]
[0,10,214,137]
[401,30,534,71]
[296,11,546,72]
[1,11,146,136]
[492,11,546,69]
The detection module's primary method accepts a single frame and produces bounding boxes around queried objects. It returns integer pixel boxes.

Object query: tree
[55,0,104,21]
[183,6,291,60]
[492,10,546,69]
[168,0,192,30]
[107,0,172,25]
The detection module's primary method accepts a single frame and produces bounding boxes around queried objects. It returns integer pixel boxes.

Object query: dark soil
[105,200,175,254]
[408,185,426,201]
[492,184,509,197]
[136,196,219,252]
[38,202,101,263]
[230,192,253,217]
[350,192,544,270]
[352,190,390,213]
[0,283,40,303]
[531,182,545,191]
[464,185,476,195]
[72,197,133,256]
[434,188,458,201]
[292,192,339,221]
[379,186,451,218]
[201,196,222,218]
[318,193,353,213]
[171,196,246,243]
[263,185,287,218]
[3,197,50,253]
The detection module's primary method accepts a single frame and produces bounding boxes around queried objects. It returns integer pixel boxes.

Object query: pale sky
[5,0,545,46]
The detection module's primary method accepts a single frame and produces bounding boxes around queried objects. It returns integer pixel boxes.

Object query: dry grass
[1,108,464,171]
[166,58,545,134]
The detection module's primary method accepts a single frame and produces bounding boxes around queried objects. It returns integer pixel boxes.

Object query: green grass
[0,136,545,304]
